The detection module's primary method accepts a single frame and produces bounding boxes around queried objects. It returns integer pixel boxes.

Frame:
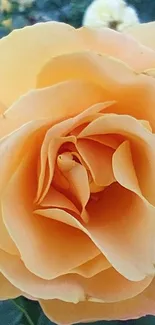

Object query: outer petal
[79,26,155,71]
[40,285,155,325]
[0,80,104,139]
[0,250,85,302]
[37,51,155,130]
[0,119,49,195]
[0,272,21,300]
[0,250,152,305]
[125,22,155,51]
[0,22,86,109]
[69,254,111,278]
[0,209,19,255]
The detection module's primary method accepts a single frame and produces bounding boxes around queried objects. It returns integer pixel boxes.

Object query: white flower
[0,0,12,13]
[83,0,139,31]
[17,0,35,11]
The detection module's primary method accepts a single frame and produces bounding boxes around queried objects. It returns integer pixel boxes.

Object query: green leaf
[13,297,41,325]
[0,299,23,325]
[38,312,53,325]
[0,297,41,325]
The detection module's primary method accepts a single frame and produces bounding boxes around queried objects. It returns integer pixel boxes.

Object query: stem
[11,299,35,325]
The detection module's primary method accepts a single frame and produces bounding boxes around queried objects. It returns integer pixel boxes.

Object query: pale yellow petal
[85,183,155,281]
[0,80,104,140]
[40,289,155,325]
[79,26,155,71]
[2,150,98,280]
[37,51,155,130]
[0,22,85,108]
[77,139,115,187]
[0,272,20,299]
[79,114,155,205]
[125,22,155,51]
[70,254,111,278]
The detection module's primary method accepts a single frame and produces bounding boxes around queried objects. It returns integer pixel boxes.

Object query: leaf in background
[13,297,41,325]
[12,14,29,28]
[38,312,54,325]
[1,297,155,325]
[0,299,23,325]
[0,297,41,325]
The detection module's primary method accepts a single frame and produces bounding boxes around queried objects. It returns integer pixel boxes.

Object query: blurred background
[0,0,155,38]
[0,0,155,324]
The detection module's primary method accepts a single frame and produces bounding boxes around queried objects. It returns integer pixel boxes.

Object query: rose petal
[0,272,21,300]
[37,101,114,203]
[36,102,112,204]
[2,150,98,280]
[79,114,155,205]
[112,140,141,194]
[79,268,152,303]
[0,208,19,255]
[40,186,79,214]
[37,51,155,130]
[125,22,155,51]
[86,134,124,149]
[85,182,155,281]
[77,139,115,187]
[0,250,85,302]
[35,208,84,231]
[60,162,90,223]
[37,51,140,91]
[0,22,86,108]
[40,288,155,325]
[1,249,152,305]
[70,254,111,278]
[79,26,155,71]
[0,119,49,196]
[0,80,105,139]
[37,135,76,203]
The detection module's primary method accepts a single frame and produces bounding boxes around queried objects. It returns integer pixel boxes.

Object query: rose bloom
[1,21,155,324]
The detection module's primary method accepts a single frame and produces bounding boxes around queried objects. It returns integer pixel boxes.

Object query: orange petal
[70,254,111,278]
[35,208,84,231]
[125,22,155,51]
[40,288,155,325]
[61,162,90,223]
[80,268,152,303]
[0,119,48,196]
[37,51,155,130]
[79,26,155,71]
[37,51,138,91]
[0,271,21,299]
[77,139,115,187]
[86,134,124,149]
[0,22,86,108]
[0,207,19,255]
[37,135,76,204]
[1,249,152,305]
[85,183,155,281]
[112,140,141,194]
[79,114,155,205]
[40,186,79,214]
[35,100,110,204]
[0,250,85,302]
[2,150,98,280]
[0,80,105,140]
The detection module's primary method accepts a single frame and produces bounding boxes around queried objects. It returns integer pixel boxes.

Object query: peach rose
[1,21,155,325]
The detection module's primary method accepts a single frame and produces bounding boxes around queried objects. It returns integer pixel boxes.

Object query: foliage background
[0,0,155,324]
[0,0,155,35]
